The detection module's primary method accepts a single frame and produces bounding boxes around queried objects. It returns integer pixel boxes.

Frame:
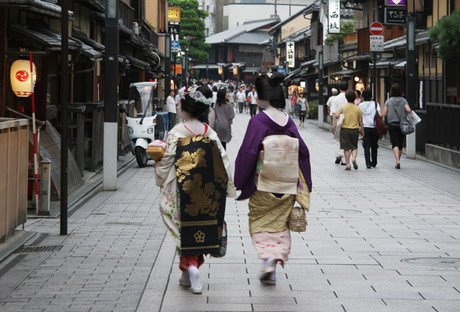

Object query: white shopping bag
[406,111,422,126]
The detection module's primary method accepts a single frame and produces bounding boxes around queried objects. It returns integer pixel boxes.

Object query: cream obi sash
[256,135,299,195]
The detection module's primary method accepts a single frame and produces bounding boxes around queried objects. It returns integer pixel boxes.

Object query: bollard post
[39,158,51,216]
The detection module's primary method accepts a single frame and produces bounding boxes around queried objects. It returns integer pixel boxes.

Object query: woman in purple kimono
[234,72,312,285]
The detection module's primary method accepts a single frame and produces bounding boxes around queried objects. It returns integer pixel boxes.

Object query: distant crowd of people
[326,82,412,170]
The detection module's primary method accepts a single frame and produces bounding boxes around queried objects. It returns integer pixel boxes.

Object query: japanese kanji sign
[286,42,295,68]
[385,7,407,24]
[328,0,341,34]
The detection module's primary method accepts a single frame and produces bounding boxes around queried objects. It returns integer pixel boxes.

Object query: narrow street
[1,111,460,312]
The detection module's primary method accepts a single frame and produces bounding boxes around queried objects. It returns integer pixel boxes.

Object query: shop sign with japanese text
[385,7,407,24]
[286,42,295,68]
[328,0,341,34]
[168,7,181,23]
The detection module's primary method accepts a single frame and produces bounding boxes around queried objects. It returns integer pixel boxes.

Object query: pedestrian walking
[360,88,380,168]
[333,90,364,170]
[297,92,309,127]
[234,72,312,285]
[381,84,412,169]
[330,82,348,165]
[214,88,235,150]
[236,86,246,113]
[154,85,236,295]
[248,86,258,117]
[290,91,297,116]
[166,89,177,130]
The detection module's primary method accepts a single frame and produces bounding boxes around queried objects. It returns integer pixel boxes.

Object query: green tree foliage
[324,21,354,52]
[428,10,460,60]
[168,0,210,63]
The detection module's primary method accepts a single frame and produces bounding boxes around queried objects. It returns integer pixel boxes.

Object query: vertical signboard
[328,0,341,34]
[286,42,295,68]
[168,7,181,23]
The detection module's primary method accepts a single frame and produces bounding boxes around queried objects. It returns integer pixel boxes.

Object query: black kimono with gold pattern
[174,135,228,256]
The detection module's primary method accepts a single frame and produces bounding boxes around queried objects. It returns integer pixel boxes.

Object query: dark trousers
[168,113,176,130]
[238,102,244,113]
[250,104,257,117]
[363,127,379,167]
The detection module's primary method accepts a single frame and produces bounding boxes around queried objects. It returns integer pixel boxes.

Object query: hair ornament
[186,85,213,105]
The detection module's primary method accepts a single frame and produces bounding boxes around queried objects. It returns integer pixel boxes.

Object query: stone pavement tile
[339,298,388,312]
[382,299,435,312]
[429,300,460,312]
[295,294,345,309]
[414,286,460,300]
[207,295,296,305]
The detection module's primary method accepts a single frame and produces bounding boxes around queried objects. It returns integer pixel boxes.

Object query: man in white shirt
[248,87,258,117]
[166,90,177,130]
[330,83,348,165]
[236,86,246,113]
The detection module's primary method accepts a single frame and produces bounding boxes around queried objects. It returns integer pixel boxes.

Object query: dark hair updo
[255,72,287,109]
[181,86,212,119]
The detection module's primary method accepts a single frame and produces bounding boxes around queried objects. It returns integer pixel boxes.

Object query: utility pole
[59,0,70,235]
[406,14,417,159]
[103,0,119,190]
[318,51,324,128]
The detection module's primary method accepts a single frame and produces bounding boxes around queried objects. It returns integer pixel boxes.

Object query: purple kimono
[234,112,312,200]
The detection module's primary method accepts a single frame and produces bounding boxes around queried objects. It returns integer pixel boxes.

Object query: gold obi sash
[256,135,299,195]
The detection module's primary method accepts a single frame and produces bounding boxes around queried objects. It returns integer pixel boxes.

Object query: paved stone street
[1,111,460,312]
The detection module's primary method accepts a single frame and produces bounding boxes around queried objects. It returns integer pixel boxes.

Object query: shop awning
[125,55,150,71]
[368,58,405,69]
[0,0,73,18]
[242,67,260,73]
[192,64,221,70]
[9,24,79,52]
[72,27,105,52]
[330,69,361,78]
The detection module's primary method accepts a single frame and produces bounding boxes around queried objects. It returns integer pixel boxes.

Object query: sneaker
[340,161,347,166]
[352,160,358,170]
[335,157,341,164]
[366,165,372,169]
[345,165,351,171]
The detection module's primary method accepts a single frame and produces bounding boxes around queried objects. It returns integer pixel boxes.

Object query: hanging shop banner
[328,0,341,34]
[286,42,295,68]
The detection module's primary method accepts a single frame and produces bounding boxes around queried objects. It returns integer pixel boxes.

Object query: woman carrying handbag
[381,84,412,169]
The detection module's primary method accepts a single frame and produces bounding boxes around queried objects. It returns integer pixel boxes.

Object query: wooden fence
[0,118,28,241]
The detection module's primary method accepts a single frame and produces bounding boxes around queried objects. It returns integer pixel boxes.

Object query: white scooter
[121,82,167,167]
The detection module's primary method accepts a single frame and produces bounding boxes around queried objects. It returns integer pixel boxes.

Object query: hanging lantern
[10,59,37,97]
[218,67,223,75]
[233,67,238,76]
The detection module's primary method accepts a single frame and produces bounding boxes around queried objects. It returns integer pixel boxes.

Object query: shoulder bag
[391,102,414,135]
[336,105,345,127]
[374,101,387,136]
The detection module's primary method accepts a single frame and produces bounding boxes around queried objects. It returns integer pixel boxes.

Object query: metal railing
[426,103,460,150]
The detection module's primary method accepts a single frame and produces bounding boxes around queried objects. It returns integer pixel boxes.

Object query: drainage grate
[401,257,460,267]
[16,245,63,253]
